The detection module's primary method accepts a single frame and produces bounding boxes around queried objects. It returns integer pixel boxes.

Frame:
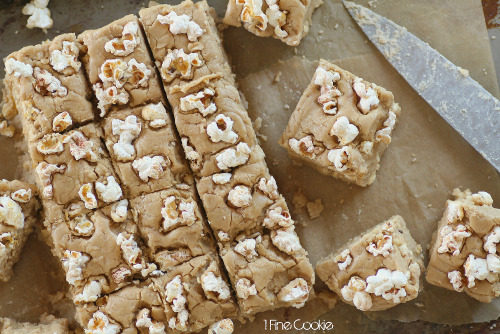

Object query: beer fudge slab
[76,283,168,334]
[151,253,237,333]
[79,15,164,116]
[2,33,94,142]
[130,185,216,271]
[279,59,401,187]
[0,316,71,334]
[316,216,424,311]
[0,180,39,282]
[101,103,192,198]
[220,233,314,314]
[30,123,123,208]
[223,0,323,46]
[426,189,500,303]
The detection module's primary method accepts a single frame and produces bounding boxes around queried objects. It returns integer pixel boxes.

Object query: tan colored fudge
[426,189,500,303]
[2,34,94,142]
[0,315,71,334]
[316,216,424,311]
[0,179,39,282]
[280,59,401,187]
[223,0,323,46]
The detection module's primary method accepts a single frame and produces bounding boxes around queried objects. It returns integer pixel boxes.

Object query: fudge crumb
[492,36,496,40]
[307,199,324,219]
[274,71,282,83]
[415,302,424,308]
[22,0,53,32]
[334,23,339,29]
[0,120,15,137]
[458,67,469,77]
[292,190,308,210]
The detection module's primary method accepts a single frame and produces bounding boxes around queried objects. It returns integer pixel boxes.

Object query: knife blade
[343,1,500,173]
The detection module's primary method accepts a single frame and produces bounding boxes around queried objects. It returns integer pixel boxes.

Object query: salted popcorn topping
[142,103,169,128]
[365,268,408,303]
[126,59,151,87]
[265,0,288,38]
[334,249,352,271]
[208,319,234,334]
[446,201,464,223]
[95,176,122,203]
[136,309,166,334]
[132,155,168,182]
[161,49,203,83]
[105,21,141,57]
[330,116,359,146]
[181,137,202,170]
[94,83,129,117]
[484,226,500,254]
[74,280,101,304]
[228,185,252,208]
[179,87,216,116]
[67,131,98,162]
[0,196,24,229]
[99,58,151,89]
[437,224,471,256]
[36,162,66,199]
[33,67,67,97]
[278,278,309,308]
[353,77,379,113]
[216,142,251,170]
[469,191,494,206]
[62,250,90,285]
[5,58,33,78]
[263,206,293,228]
[340,276,373,311]
[111,199,128,223]
[79,183,98,209]
[11,188,32,203]
[314,67,341,115]
[52,111,73,132]
[37,133,67,155]
[161,196,197,232]
[50,41,81,72]
[200,271,231,300]
[165,275,189,331]
[212,173,232,185]
[234,236,261,261]
[22,0,53,31]
[157,11,204,41]
[463,254,497,288]
[327,146,352,171]
[448,270,465,292]
[375,111,397,144]
[73,215,95,236]
[116,233,144,270]
[289,136,318,159]
[86,311,121,334]
[235,278,257,299]
[239,0,268,31]
[366,235,393,257]
[271,227,302,255]
[111,115,142,161]
[206,114,238,144]
[257,177,278,199]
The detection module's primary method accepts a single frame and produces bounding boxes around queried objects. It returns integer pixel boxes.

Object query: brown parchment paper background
[0,0,499,332]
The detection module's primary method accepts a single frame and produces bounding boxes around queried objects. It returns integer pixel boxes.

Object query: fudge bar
[79,15,164,117]
[279,59,401,187]
[223,0,323,46]
[316,216,424,311]
[2,34,94,142]
[426,189,500,303]
[101,103,192,198]
[0,179,39,282]
[0,316,71,334]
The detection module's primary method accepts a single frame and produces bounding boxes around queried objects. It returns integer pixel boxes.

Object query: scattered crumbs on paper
[427,204,432,208]
[368,0,378,8]
[273,71,282,83]
[415,302,424,308]
[284,104,290,110]
[457,67,469,77]
[318,29,324,34]
[483,68,488,76]
[334,23,339,29]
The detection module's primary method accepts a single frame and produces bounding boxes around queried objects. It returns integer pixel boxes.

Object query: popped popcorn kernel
[99,59,128,88]
[50,41,81,72]
[239,0,268,31]
[234,236,261,261]
[62,250,90,285]
[218,231,230,242]
[111,199,128,223]
[365,268,408,303]
[157,11,204,41]
[105,21,141,57]
[36,133,67,155]
[334,249,352,271]
[271,227,302,255]
[208,319,234,334]
[179,87,216,116]
[206,114,238,144]
[360,141,373,154]
[327,146,353,171]
[263,206,293,229]
[165,275,189,331]
[22,0,53,31]
[5,58,33,78]
[212,173,232,185]
[127,58,151,87]
[142,103,169,128]
[79,183,98,209]
[289,136,318,159]
[314,67,341,115]
[463,254,497,288]
[200,270,231,301]
[278,277,309,308]
[161,49,203,83]
[11,188,32,203]
[112,115,142,162]
[353,77,379,114]
[330,116,359,146]
[111,266,132,284]
[235,278,257,299]
[86,311,121,334]
[33,67,67,97]
[52,111,73,132]
[265,0,288,38]
[0,121,15,138]
[0,196,25,229]
[340,276,372,311]
[72,215,95,236]
[216,142,251,170]
[484,226,500,254]
[94,83,129,117]
[448,270,465,292]
[21,101,41,121]
[132,155,169,181]
[446,201,464,223]
[67,130,98,162]
[437,224,471,256]
[74,280,101,304]
[366,235,393,257]
[227,185,252,208]
[116,233,145,270]
[36,162,66,199]
[181,137,202,171]
[469,191,494,206]
[161,196,197,232]
[257,176,278,199]
[375,111,397,144]
[95,176,122,203]
[136,308,166,334]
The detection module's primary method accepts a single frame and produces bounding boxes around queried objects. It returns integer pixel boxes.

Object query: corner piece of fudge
[223,0,323,46]
[426,189,500,303]
[316,215,424,311]
[0,315,71,334]
[0,179,39,282]
[279,59,401,187]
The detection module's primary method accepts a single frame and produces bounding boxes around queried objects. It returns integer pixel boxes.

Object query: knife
[343,1,500,173]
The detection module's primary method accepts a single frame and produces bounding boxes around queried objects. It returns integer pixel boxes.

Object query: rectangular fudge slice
[79,15,164,117]
[316,216,424,311]
[279,59,401,187]
[0,179,39,282]
[223,0,323,46]
[2,33,94,142]
[101,103,192,198]
[426,189,500,303]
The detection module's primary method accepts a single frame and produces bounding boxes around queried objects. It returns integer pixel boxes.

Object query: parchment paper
[0,0,499,332]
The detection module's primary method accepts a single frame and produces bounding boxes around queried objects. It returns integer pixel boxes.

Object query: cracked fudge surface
[279,59,401,187]
[0,316,71,334]
[0,179,39,282]
[426,189,500,303]
[316,216,424,311]
[101,103,192,199]
[223,0,323,46]
[2,33,94,142]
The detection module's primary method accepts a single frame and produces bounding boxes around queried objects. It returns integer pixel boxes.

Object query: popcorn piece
[164,275,189,331]
[208,319,234,334]
[334,249,352,271]
[33,67,67,97]
[212,173,232,185]
[50,41,81,72]
[110,199,128,223]
[277,278,309,308]
[79,183,98,209]
[484,226,500,254]
[142,103,169,128]
[206,114,238,144]
[67,130,98,162]
[95,176,122,203]
[0,196,25,229]
[463,254,497,288]
[216,142,251,170]
[263,206,293,229]
[111,267,132,284]
[179,87,216,116]
[446,201,464,223]
[22,0,53,31]
[94,83,129,117]
[116,233,145,270]
[330,116,359,146]
[36,162,66,199]
[11,188,32,203]
[448,270,465,292]
[353,77,379,114]
[61,250,90,285]
[271,227,302,255]
[235,278,257,299]
[105,21,141,57]
[469,191,494,206]
[239,0,268,31]
[340,276,373,311]
[265,0,288,38]
[86,311,121,334]
[36,133,67,155]
[4,58,33,78]
[74,280,102,304]
[132,155,168,182]
[157,11,204,41]
[52,111,73,132]
[366,235,393,257]
[156,249,192,269]
[327,146,352,172]
[127,59,151,87]
[234,236,261,261]
[375,110,397,144]
[136,308,166,334]
[200,270,231,300]
[0,121,15,138]
[365,268,408,303]
[487,253,500,273]
[181,138,202,170]
[437,224,471,256]
[288,136,318,159]
[227,185,252,208]
[99,59,128,88]
[218,231,230,242]
[161,196,197,231]
[359,141,373,154]
[161,49,203,83]
[112,115,142,162]
[314,67,341,115]
[72,215,95,236]
[257,176,278,200]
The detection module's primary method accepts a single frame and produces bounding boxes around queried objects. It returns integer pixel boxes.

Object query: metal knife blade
[343,1,500,172]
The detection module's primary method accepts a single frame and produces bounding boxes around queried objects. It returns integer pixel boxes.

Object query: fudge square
[79,15,164,117]
[0,180,39,282]
[223,0,323,46]
[426,189,500,303]
[2,33,95,142]
[279,59,401,187]
[316,216,424,311]
[101,103,192,199]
